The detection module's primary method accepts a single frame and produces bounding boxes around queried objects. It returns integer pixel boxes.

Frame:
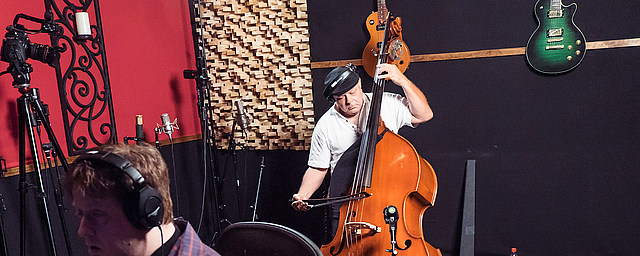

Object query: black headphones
[73,150,164,230]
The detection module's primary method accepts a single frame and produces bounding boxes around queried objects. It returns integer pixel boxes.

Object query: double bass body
[320,127,442,256]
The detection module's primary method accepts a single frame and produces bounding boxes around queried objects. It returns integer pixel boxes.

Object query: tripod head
[0,13,60,89]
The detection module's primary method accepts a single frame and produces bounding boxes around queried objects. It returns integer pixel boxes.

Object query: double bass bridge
[345,221,382,237]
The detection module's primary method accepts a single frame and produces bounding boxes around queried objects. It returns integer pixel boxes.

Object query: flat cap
[323,63,359,103]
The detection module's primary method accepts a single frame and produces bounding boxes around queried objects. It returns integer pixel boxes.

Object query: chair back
[214,221,322,256]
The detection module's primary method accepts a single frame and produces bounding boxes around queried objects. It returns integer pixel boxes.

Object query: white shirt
[308,92,414,172]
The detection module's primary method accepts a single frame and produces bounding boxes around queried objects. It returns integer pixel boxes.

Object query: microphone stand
[0,192,8,256]
[184,0,225,239]
[154,127,161,149]
[167,132,180,217]
[0,157,6,256]
[241,128,249,221]
[251,156,265,221]
[227,119,243,221]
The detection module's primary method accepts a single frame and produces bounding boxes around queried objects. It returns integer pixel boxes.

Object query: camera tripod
[16,87,72,256]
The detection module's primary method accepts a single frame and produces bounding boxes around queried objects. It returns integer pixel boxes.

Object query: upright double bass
[320,12,442,256]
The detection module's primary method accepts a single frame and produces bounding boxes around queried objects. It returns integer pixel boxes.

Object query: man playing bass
[291,62,433,238]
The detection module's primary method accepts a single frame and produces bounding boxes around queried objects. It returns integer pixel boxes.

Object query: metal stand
[0,157,5,256]
[17,87,71,256]
[0,192,8,256]
[251,156,265,221]
[225,120,247,221]
[42,143,73,256]
[184,0,225,239]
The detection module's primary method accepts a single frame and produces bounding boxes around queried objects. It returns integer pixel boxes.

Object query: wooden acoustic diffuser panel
[200,0,313,150]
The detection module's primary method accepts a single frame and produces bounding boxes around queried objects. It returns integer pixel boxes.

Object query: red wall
[0,0,199,168]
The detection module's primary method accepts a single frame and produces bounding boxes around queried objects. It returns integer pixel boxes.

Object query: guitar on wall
[526,0,586,74]
[362,0,410,78]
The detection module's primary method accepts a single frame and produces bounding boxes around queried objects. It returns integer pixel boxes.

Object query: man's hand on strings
[376,63,433,124]
[376,63,410,86]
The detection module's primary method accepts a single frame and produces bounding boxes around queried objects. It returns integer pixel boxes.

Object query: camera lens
[27,42,58,66]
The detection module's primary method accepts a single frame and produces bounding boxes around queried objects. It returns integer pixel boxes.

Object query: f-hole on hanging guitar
[362,0,410,78]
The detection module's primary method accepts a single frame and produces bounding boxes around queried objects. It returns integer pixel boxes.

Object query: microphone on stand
[158,113,180,215]
[158,113,179,143]
[234,99,250,133]
[161,113,174,139]
[135,115,144,145]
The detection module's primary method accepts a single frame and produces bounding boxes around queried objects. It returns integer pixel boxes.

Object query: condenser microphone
[135,115,144,145]
[234,99,249,131]
[161,113,174,138]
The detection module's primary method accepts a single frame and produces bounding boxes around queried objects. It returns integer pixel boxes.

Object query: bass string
[342,13,391,252]
[344,62,386,253]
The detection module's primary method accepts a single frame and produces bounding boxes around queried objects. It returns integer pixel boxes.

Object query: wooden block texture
[199,0,313,150]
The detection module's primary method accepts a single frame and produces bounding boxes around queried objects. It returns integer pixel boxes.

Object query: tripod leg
[23,96,58,256]
[18,95,28,256]
[29,89,74,256]
[43,146,75,256]
[27,89,69,172]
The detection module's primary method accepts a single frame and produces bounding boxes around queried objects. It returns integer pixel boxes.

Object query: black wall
[304,1,640,256]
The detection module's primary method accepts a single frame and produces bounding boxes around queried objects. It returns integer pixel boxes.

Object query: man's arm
[291,166,328,211]
[376,63,433,124]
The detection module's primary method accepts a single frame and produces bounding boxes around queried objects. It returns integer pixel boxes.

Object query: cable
[160,226,164,256]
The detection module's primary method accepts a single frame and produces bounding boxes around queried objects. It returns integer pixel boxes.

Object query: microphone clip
[156,118,179,136]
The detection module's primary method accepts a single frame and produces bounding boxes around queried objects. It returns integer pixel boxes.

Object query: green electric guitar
[526,0,586,74]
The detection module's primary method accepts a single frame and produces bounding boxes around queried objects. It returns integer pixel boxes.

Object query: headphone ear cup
[122,184,163,230]
[137,185,164,229]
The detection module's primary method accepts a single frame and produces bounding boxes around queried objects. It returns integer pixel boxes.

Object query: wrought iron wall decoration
[47,0,117,155]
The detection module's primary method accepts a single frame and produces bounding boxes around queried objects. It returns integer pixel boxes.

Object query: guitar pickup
[547,37,563,43]
[547,9,564,18]
[546,45,565,50]
[547,28,564,37]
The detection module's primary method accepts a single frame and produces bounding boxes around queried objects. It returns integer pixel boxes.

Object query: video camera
[0,13,60,88]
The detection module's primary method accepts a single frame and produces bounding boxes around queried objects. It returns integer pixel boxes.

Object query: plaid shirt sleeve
[169,220,220,256]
